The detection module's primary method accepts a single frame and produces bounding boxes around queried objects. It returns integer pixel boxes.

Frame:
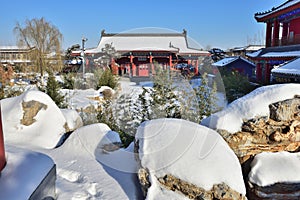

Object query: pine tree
[45,71,65,108]
[150,65,181,119]
[193,73,217,121]
[97,69,118,90]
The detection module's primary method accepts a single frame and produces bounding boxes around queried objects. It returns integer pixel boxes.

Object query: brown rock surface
[21,100,47,126]
[219,96,300,164]
[157,174,247,200]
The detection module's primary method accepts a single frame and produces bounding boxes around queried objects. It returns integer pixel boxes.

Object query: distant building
[72,29,209,77]
[229,45,265,57]
[212,56,256,80]
[249,0,300,84]
[0,46,34,69]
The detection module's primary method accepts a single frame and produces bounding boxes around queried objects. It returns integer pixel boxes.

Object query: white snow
[271,57,300,75]
[60,109,83,131]
[8,77,300,199]
[201,83,300,133]
[44,123,141,200]
[62,88,102,110]
[0,145,54,199]
[1,90,68,149]
[261,51,300,57]
[88,33,208,54]
[249,151,300,187]
[212,56,255,67]
[0,87,143,199]
[136,118,246,199]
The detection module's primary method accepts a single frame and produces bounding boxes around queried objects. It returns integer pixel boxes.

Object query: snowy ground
[3,76,300,199]
[1,79,145,200]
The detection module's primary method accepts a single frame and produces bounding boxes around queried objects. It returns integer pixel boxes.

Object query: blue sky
[1,0,285,50]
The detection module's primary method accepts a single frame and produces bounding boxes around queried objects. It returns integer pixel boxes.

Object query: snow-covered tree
[45,71,66,108]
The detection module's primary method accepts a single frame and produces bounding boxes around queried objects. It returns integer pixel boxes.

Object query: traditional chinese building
[229,45,265,57]
[74,29,209,77]
[248,0,300,84]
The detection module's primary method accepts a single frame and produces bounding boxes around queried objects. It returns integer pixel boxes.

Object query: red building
[73,29,209,77]
[248,0,300,84]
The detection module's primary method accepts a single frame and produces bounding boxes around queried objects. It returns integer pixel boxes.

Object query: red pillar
[149,54,153,76]
[266,22,272,47]
[0,106,6,172]
[272,20,280,46]
[129,54,136,76]
[111,58,118,75]
[169,55,172,67]
[195,60,199,75]
[282,22,289,45]
[256,63,262,83]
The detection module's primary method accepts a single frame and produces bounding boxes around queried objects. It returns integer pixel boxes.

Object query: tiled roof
[85,30,208,55]
[212,56,255,67]
[271,57,300,75]
[247,44,300,58]
[255,0,300,20]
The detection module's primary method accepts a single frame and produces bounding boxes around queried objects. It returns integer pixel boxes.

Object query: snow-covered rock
[60,109,83,132]
[1,90,69,149]
[249,151,300,187]
[247,151,300,199]
[135,118,246,199]
[201,84,300,133]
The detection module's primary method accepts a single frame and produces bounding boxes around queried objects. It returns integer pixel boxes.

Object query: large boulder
[214,96,300,164]
[202,84,300,133]
[1,90,82,149]
[135,118,246,199]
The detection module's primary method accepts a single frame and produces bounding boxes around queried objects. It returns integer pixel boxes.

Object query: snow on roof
[212,57,237,67]
[232,45,265,52]
[255,0,300,20]
[201,84,300,133]
[0,46,27,50]
[87,32,208,55]
[261,51,300,57]
[249,151,300,187]
[246,45,300,58]
[212,56,255,67]
[271,57,300,75]
[246,45,265,51]
[136,118,246,197]
[246,49,262,57]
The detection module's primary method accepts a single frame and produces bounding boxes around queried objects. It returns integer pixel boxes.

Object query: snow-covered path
[40,124,143,200]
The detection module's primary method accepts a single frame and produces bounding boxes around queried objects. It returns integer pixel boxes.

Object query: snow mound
[62,123,121,154]
[201,84,300,133]
[136,118,246,198]
[249,151,300,187]
[0,145,54,199]
[50,123,141,199]
[1,90,68,149]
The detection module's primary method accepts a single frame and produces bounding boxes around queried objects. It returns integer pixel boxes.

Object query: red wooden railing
[0,105,6,172]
